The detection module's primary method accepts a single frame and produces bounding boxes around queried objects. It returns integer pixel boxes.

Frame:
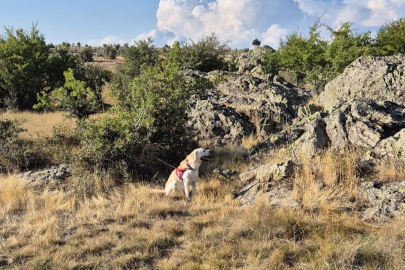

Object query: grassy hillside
[0,112,405,269]
[1,173,405,269]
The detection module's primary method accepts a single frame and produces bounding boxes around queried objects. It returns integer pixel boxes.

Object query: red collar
[175,167,188,182]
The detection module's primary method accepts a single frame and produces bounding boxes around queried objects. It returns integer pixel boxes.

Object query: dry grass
[1,160,405,269]
[376,156,405,184]
[1,111,75,140]
[1,109,405,269]
[291,149,361,213]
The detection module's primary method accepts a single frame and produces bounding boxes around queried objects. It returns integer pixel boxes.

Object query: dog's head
[186,148,212,168]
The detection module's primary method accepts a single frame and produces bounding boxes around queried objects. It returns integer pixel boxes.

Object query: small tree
[252,38,261,47]
[79,46,93,62]
[0,24,49,109]
[82,64,111,103]
[35,69,100,121]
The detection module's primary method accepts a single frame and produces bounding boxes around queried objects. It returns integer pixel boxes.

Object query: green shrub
[376,18,405,55]
[261,20,373,92]
[0,25,49,109]
[0,119,48,172]
[78,46,93,62]
[34,69,100,120]
[76,43,209,183]
[179,34,230,72]
[112,38,159,92]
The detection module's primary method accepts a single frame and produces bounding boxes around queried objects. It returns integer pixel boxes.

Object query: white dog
[165,148,212,201]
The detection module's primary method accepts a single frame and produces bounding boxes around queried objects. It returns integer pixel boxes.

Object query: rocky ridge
[204,52,405,221]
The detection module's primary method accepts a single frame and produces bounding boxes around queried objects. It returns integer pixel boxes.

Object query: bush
[46,48,82,91]
[0,119,44,172]
[79,46,93,62]
[179,34,230,72]
[376,18,405,56]
[81,64,112,104]
[76,43,208,182]
[0,25,49,109]
[261,20,373,92]
[35,69,100,120]
[103,44,118,60]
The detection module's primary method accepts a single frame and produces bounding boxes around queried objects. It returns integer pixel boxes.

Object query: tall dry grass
[1,166,405,269]
[1,111,75,140]
[291,149,360,212]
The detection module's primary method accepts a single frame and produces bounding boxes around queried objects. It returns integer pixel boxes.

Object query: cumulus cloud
[135,0,288,48]
[262,24,287,48]
[87,35,127,46]
[134,29,179,46]
[135,0,405,48]
[294,0,405,27]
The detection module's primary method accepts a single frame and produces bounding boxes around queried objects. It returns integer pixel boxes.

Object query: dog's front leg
[184,180,191,202]
[192,180,197,197]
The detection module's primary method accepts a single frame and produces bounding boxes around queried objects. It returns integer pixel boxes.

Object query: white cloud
[136,0,287,48]
[294,0,405,27]
[135,0,405,48]
[134,29,179,46]
[262,24,287,48]
[87,35,127,46]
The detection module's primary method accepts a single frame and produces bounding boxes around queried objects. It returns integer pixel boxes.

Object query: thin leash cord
[147,152,177,169]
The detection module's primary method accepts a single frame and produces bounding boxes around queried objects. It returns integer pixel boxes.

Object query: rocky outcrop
[185,68,311,146]
[319,54,405,112]
[225,46,275,74]
[235,161,297,207]
[18,164,71,186]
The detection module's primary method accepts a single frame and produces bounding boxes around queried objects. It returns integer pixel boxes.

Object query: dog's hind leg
[165,181,176,196]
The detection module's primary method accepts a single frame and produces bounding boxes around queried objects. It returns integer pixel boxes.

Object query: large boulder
[236,161,297,207]
[239,160,296,184]
[188,98,254,146]
[319,54,405,112]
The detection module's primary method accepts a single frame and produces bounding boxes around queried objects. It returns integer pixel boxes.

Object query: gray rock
[239,160,296,185]
[373,129,405,159]
[293,118,330,157]
[268,198,299,208]
[359,180,405,221]
[213,168,239,179]
[188,98,254,146]
[184,68,311,146]
[229,46,275,74]
[347,121,381,149]
[236,182,294,207]
[18,164,71,186]
[319,54,405,112]
[325,112,349,150]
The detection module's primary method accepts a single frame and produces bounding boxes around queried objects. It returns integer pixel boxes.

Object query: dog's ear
[187,151,198,168]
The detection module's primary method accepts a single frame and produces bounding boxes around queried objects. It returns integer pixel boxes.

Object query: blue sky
[1,0,405,48]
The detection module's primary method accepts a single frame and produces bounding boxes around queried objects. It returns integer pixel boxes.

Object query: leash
[147,152,177,170]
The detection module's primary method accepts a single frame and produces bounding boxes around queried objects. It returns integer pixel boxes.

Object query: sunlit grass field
[0,110,405,269]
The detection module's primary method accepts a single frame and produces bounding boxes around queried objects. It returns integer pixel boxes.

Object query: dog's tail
[149,189,166,195]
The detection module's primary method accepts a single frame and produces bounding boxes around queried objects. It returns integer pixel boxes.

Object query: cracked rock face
[319,54,405,112]
[185,69,311,146]
[235,161,297,207]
